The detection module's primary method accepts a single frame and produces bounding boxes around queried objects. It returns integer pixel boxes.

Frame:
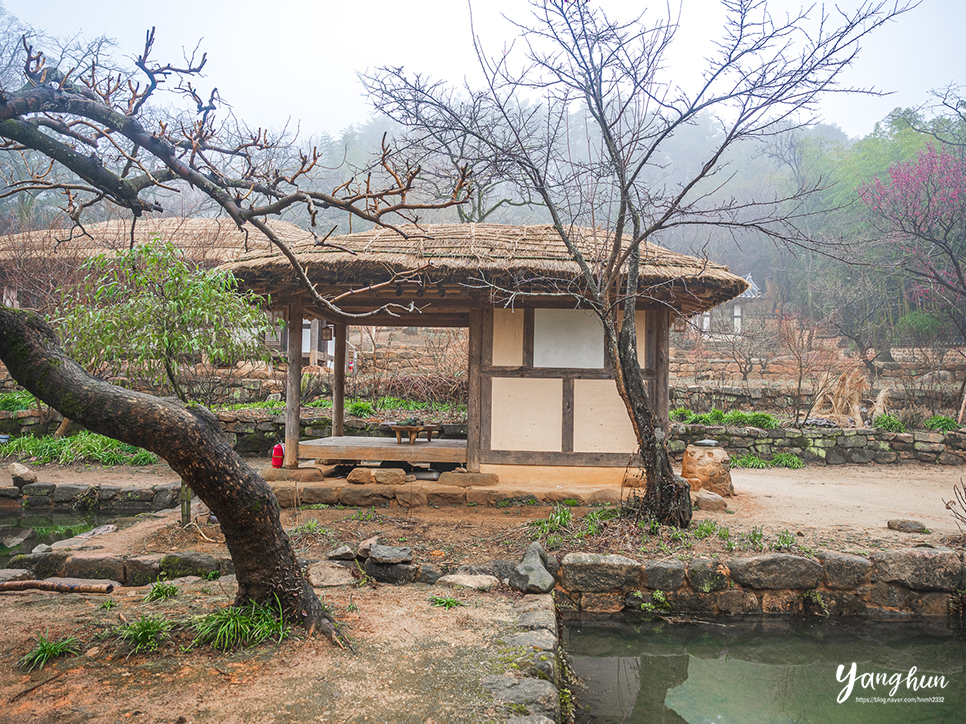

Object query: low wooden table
[390,424,440,445]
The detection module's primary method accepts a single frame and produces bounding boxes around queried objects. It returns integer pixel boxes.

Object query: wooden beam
[467,304,483,473]
[333,323,347,437]
[654,308,670,429]
[283,298,303,469]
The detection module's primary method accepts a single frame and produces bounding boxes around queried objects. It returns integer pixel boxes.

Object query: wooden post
[654,308,670,429]
[333,322,347,437]
[283,298,302,469]
[467,304,483,472]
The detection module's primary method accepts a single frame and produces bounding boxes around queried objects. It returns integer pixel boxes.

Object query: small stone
[31,543,52,554]
[356,536,380,559]
[437,573,500,591]
[8,462,37,488]
[509,542,556,594]
[368,544,412,565]
[437,471,499,488]
[887,519,927,533]
[417,564,441,584]
[693,490,727,511]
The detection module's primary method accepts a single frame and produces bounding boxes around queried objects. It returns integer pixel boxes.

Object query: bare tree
[364,0,911,526]
[0,29,467,639]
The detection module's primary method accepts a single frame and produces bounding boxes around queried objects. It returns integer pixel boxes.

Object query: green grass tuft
[732,453,770,469]
[924,415,958,433]
[190,598,291,650]
[18,632,81,671]
[429,595,463,610]
[0,430,158,466]
[114,614,173,655]
[873,413,905,433]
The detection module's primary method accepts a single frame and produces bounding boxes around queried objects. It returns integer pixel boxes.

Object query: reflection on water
[564,616,966,723]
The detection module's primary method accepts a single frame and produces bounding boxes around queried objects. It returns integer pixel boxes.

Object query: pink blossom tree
[860,146,966,337]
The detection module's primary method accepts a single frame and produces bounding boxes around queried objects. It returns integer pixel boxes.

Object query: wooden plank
[482,305,494,366]
[523,307,534,367]
[561,377,574,453]
[654,308,671,428]
[283,298,302,469]
[644,307,658,411]
[299,436,467,464]
[481,373,493,453]
[333,323,347,436]
[481,366,642,380]
[467,304,483,473]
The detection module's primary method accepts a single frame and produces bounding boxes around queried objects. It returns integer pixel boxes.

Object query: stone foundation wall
[554,549,966,619]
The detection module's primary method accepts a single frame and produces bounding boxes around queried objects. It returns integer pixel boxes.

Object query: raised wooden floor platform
[299,436,467,464]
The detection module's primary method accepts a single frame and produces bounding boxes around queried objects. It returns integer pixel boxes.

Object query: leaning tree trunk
[608,322,692,529]
[0,307,339,640]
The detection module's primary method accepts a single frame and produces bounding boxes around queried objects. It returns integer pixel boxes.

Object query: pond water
[0,512,128,567]
[564,615,966,723]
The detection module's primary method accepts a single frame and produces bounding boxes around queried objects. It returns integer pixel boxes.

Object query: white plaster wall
[533,308,604,368]
[492,308,524,366]
[573,379,638,453]
[490,377,563,451]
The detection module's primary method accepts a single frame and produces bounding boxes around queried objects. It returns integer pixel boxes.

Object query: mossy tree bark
[0,307,339,640]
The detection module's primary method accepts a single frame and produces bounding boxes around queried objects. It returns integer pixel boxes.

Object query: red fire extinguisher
[272,443,284,468]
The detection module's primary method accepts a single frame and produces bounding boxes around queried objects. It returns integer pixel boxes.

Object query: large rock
[339,485,393,507]
[561,552,641,592]
[306,560,355,587]
[51,484,90,503]
[509,542,556,594]
[346,467,376,485]
[21,482,55,497]
[362,559,418,585]
[64,555,126,582]
[6,551,69,578]
[681,445,734,497]
[437,573,500,591]
[0,527,34,548]
[693,490,727,511]
[728,554,822,590]
[126,555,163,586]
[159,551,220,579]
[8,463,37,488]
[816,551,872,590]
[437,471,498,488]
[687,558,730,592]
[481,676,559,722]
[373,468,406,485]
[871,547,964,592]
[368,544,412,564]
[887,519,927,533]
[643,559,686,590]
[0,568,34,583]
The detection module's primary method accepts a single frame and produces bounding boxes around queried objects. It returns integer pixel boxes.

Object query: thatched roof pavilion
[221,223,748,322]
[0,217,279,266]
[221,223,748,477]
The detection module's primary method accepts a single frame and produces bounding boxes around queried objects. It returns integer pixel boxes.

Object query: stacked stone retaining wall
[554,548,966,619]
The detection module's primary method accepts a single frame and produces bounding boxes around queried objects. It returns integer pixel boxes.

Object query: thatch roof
[0,217,285,266]
[220,223,748,315]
